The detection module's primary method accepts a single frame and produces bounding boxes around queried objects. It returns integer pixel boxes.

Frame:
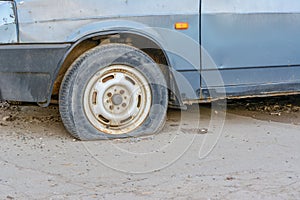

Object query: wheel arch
[50,29,183,107]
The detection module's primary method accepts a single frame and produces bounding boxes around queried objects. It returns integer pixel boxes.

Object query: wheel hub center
[111,94,123,105]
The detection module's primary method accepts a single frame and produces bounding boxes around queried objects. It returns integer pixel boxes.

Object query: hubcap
[112,94,123,105]
[83,65,152,135]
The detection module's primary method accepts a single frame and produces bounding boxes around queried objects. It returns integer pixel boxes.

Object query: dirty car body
[0,0,300,139]
[1,0,300,103]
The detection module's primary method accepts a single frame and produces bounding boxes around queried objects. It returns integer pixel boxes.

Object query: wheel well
[52,33,171,100]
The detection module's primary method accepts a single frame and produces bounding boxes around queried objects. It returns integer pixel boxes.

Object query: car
[1,0,299,140]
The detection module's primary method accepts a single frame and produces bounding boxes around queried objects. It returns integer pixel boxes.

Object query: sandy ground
[0,95,299,200]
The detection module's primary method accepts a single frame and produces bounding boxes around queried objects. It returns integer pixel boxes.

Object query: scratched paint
[15,0,199,43]
[0,1,17,44]
[201,0,300,90]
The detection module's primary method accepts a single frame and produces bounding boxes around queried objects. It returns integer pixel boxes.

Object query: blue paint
[1,0,300,103]
[0,1,17,43]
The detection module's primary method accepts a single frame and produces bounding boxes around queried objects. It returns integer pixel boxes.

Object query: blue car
[0,0,299,140]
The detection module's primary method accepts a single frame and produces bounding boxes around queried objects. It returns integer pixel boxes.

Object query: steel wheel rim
[83,65,152,135]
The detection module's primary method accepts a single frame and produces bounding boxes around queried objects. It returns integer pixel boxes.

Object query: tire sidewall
[70,44,168,140]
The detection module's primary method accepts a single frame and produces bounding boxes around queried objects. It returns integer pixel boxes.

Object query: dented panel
[15,0,199,43]
[0,1,17,44]
[201,0,300,94]
[1,0,299,104]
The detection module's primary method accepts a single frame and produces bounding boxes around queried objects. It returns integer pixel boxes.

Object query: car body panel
[0,1,18,44]
[201,0,300,91]
[5,0,201,103]
[0,0,300,104]
[0,44,70,102]
[201,0,300,81]
[15,0,199,43]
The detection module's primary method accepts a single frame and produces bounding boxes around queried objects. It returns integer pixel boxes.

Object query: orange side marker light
[175,22,189,30]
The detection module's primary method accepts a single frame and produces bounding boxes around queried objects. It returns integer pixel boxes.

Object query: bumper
[0,44,70,102]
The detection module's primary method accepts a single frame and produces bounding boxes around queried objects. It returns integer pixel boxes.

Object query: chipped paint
[14,0,199,43]
[0,1,17,44]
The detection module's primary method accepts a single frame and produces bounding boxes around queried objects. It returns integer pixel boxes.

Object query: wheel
[59,44,168,140]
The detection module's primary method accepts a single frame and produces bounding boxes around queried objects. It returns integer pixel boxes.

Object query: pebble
[0,101,10,109]
[2,115,15,122]
[181,128,209,134]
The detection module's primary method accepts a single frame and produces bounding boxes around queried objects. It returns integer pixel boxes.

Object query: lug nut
[120,90,125,95]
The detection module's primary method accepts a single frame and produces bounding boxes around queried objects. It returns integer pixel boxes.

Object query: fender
[47,22,187,107]
[66,20,163,43]
[64,18,200,70]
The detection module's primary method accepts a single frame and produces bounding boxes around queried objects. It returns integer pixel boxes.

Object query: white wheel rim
[83,65,152,135]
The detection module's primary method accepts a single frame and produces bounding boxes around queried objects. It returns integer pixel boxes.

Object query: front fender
[53,20,201,106]
[66,19,162,43]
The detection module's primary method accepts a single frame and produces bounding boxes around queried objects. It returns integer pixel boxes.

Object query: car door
[201,0,300,98]
[0,0,17,43]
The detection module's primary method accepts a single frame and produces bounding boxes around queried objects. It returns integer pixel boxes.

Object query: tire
[59,44,168,140]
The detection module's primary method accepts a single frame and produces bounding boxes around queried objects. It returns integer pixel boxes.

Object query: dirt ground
[0,95,299,199]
